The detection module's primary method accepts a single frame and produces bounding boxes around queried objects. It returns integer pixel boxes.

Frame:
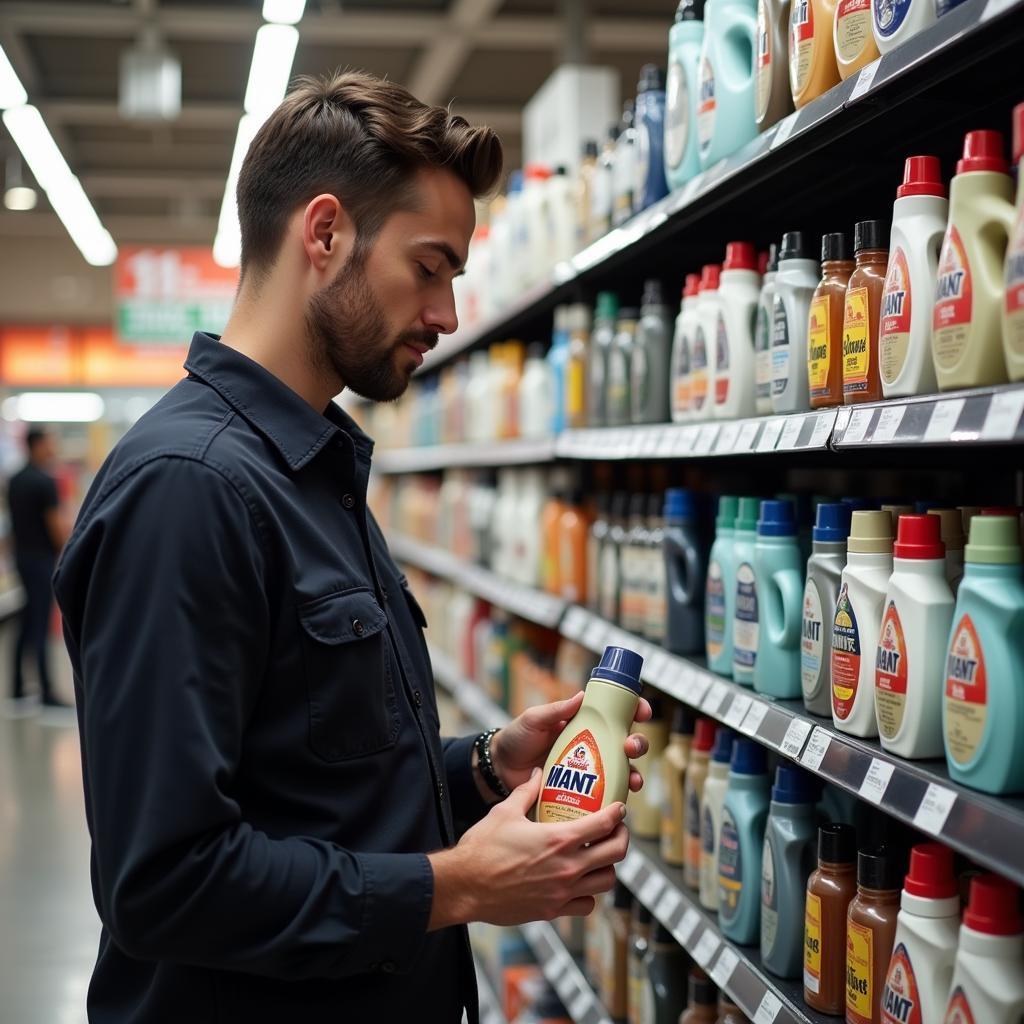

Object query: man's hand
[428,769,629,930]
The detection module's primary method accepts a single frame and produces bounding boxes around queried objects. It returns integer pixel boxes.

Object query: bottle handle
[769,567,803,647]
[976,193,1017,296]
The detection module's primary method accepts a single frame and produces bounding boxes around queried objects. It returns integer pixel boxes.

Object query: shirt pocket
[297,588,401,763]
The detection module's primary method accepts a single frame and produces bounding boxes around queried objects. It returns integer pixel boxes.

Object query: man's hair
[236,70,504,282]
[25,427,47,452]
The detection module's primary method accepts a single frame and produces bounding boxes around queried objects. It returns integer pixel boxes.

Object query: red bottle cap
[693,718,717,752]
[893,514,945,559]
[897,155,946,199]
[956,130,1009,175]
[757,250,769,275]
[964,874,1024,935]
[699,263,721,291]
[1014,102,1024,167]
[903,843,957,899]
[525,163,552,180]
[723,241,757,271]
[683,272,700,298]
[981,505,1020,516]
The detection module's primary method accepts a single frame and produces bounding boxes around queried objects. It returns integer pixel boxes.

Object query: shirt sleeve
[442,734,493,832]
[54,456,433,981]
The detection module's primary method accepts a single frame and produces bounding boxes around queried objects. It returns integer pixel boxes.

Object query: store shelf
[475,956,509,1024]
[429,644,511,729]
[0,586,25,622]
[375,436,556,474]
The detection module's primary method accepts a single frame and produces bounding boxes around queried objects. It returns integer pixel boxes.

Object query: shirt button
[341,493,355,509]
[352,619,365,636]
[413,690,422,706]
[437,781,445,801]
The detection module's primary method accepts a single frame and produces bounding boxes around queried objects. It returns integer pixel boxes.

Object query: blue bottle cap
[591,645,644,694]
[757,499,797,537]
[507,169,524,194]
[842,497,878,512]
[813,502,853,543]
[711,726,734,763]
[664,487,695,521]
[730,737,767,775]
[914,500,932,514]
[771,763,816,803]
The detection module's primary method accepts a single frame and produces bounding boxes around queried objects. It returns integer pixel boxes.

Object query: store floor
[0,624,97,1024]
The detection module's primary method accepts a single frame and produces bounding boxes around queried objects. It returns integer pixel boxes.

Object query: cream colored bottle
[537,646,642,823]
[629,700,670,840]
[790,0,840,109]
[661,705,694,867]
[833,0,878,81]
[1004,101,1024,380]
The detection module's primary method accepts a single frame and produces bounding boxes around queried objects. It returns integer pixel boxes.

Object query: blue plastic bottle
[664,0,706,191]
[633,65,669,215]
[696,0,758,171]
[718,739,770,944]
[664,488,706,655]
[753,499,804,699]
[547,306,570,434]
[706,495,740,674]
[943,515,1024,794]
[731,496,762,686]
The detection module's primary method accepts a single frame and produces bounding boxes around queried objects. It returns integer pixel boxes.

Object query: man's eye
[417,262,436,280]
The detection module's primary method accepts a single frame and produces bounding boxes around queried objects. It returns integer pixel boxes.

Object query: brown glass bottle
[804,823,857,1015]
[808,232,854,408]
[845,848,901,1024]
[680,967,719,1023]
[842,220,889,404]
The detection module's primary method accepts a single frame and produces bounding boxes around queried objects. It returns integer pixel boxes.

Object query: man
[8,426,66,707]
[55,71,651,1023]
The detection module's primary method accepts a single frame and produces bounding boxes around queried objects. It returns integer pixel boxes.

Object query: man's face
[305,167,475,402]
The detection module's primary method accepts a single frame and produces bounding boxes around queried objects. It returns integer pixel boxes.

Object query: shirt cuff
[443,733,492,829]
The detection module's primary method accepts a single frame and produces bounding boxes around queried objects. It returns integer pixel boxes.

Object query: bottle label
[628,952,645,1024]
[881,943,922,1024]
[831,582,862,720]
[843,285,872,396]
[685,780,703,869]
[755,0,773,121]
[733,562,759,671]
[804,892,823,994]
[835,0,874,61]
[538,728,606,821]
[771,293,791,398]
[943,987,976,1024]
[847,918,874,1024]
[880,247,913,386]
[697,57,716,157]
[665,59,689,172]
[790,0,815,96]
[756,301,773,401]
[1005,205,1024,360]
[632,343,650,418]
[932,225,974,370]
[760,835,778,954]
[700,801,717,880]
[717,808,743,922]
[715,312,730,405]
[640,977,656,1024]
[801,578,826,694]
[691,324,709,411]
[567,357,586,424]
[944,614,988,766]
[705,558,727,658]
[874,600,909,740]
[874,0,912,36]
[807,294,831,398]
[647,557,667,642]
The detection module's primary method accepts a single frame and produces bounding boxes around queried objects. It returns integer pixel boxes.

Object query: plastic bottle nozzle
[699,264,721,290]
[893,514,945,559]
[897,155,946,198]
[964,874,1024,935]
[723,241,757,270]
[683,273,700,298]
[903,843,957,899]
[592,645,644,693]
[957,129,1009,175]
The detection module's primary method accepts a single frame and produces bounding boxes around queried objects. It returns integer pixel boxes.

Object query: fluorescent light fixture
[2,392,106,423]
[262,0,306,24]
[244,24,299,119]
[0,43,27,108]
[4,185,37,211]
[213,113,262,268]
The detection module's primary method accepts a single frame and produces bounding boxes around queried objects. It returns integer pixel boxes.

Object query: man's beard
[305,252,437,402]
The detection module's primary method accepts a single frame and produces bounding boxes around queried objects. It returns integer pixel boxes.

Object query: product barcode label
[655,887,683,924]
[873,405,905,443]
[619,849,645,885]
[725,694,752,729]
[675,907,701,946]
[639,871,665,907]
[913,783,957,836]
[849,57,881,102]
[753,990,783,1024]
[778,416,804,449]
[800,727,832,771]
[780,718,813,759]
[843,407,874,444]
[858,758,895,804]
[716,422,742,453]
[809,410,835,448]
[696,423,720,453]
[924,399,965,442]
[702,680,730,714]
[693,929,720,967]
[756,418,784,451]
[981,390,1024,440]
[710,946,740,988]
[740,700,769,737]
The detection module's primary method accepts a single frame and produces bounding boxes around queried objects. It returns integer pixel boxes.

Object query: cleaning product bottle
[732,496,762,687]
[715,241,761,419]
[880,843,959,1024]
[672,274,701,421]
[761,764,818,979]
[753,499,804,699]
[684,718,717,887]
[927,508,966,593]
[875,514,955,760]
[834,0,879,81]
[943,874,1024,1024]
[755,0,794,132]
[700,727,734,910]
[808,232,854,408]
[599,492,629,625]
[665,0,706,191]
[802,502,852,716]
[632,280,672,425]
[643,923,689,1024]
[628,902,653,1024]
[932,130,1015,390]
[1004,102,1024,380]
[881,156,948,398]
[789,0,840,109]
[575,139,599,250]
[634,65,670,215]
[592,126,618,241]
[548,307,571,434]
[681,969,720,1023]
[716,993,748,1024]
[547,165,577,270]
[662,706,695,867]
[588,495,610,612]
[692,264,722,420]
[622,494,650,636]
[943,515,1024,794]
[537,646,642,823]
[559,487,591,606]
[607,309,639,427]
[872,0,935,53]
[631,701,671,839]
[755,243,779,414]
[664,488,706,655]
[842,219,889,405]
[847,849,902,1024]
[646,493,669,644]
[718,739,771,944]
[566,303,593,430]
[519,342,556,438]
[697,0,758,170]
[772,231,820,413]
[706,495,740,674]
[588,291,620,428]
[832,511,894,738]
[613,103,638,228]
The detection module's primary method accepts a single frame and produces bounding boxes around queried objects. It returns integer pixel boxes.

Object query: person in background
[7,425,68,708]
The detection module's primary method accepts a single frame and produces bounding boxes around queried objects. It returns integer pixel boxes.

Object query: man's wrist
[472,729,510,803]
[427,847,475,931]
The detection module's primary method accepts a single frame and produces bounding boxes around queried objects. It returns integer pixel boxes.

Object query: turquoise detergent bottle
[754,499,804,698]
[706,495,740,675]
[665,0,706,190]
[732,496,762,686]
[718,738,771,944]
[943,515,1024,794]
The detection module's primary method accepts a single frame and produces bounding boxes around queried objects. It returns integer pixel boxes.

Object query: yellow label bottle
[790,0,840,109]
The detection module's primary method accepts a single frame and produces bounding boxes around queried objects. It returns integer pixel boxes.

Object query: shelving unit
[0,586,25,622]
[474,956,509,1024]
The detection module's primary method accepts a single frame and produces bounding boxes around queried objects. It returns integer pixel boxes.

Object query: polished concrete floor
[0,625,97,1024]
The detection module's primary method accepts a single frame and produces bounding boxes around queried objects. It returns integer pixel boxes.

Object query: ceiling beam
[81,173,224,199]
[0,209,218,243]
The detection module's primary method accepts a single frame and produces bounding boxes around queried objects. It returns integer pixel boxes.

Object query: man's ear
[302,194,357,274]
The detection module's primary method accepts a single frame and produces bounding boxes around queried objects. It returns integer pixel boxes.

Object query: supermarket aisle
[0,625,98,1024]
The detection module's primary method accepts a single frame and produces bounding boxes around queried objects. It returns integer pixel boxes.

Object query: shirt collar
[184,332,374,471]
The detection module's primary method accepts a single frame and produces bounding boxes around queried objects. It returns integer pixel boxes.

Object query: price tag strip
[913,783,957,836]
[859,758,896,805]
[675,907,702,947]
[780,718,813,759]
[639,870,666,908]
[725,694,753,729]
[873,404,906,443]
[655,887,683,925]
[702,680,730,715]
[735,420,762,452]
[756,418,784,452]
[753,990,783,1024]
[809,410,836,448]
[923,398,965,442]
[843,407,874,444]
[717,422,742,453]
[710,946,740,989]
[740,700,769,737]
[801,727,832,771]
[778,416,804,450]
[981,389,1024,441]
[692,928,721,967]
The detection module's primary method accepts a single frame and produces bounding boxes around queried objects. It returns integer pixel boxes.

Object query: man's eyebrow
[419,240,465,272]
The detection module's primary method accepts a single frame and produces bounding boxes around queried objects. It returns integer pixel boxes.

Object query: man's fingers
[628,769,644,792]
[625,733,649,758]
[525,690,584,729]
[580,822,630,872]
[570,866,617,899]
[553,800,627,847]
[633,697,653,723]
[505,767,543,816]
[559,896,598,918]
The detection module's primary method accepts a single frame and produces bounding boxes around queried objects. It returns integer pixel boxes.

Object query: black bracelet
[473,728,511,799]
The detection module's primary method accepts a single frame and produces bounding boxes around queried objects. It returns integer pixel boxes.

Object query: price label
[924,398,965,442]
[568,987,591,1019]
[675,907,702,947]
[736,420,762,452]
[710,946,740,988]
[801,727,832,771]
[873,404,906,443]
[697,423,720,453]
[753,990,783,1024]
[849,57,881,102]
[778,416,804,450]
[619,849,645,885]
[740,700,769,737]
[809,410,835,448]
[693,929,720,967]
[716,421,742,453]
[561,605,589,641]
[770,111,798,149]
[645,650,670,684]
[702,680,730,714]
[548,946,571,980]
[757,418,784,452]
[859,758,896,804]
[843,407,874,444]
[583,618,608,652]
[982,390,1024,440]
[655,887,683,924]
[639,871,666,907]
[725,694,753,729]
[780,718,813,759]
[913,783,957,836]
[687,669,712,705]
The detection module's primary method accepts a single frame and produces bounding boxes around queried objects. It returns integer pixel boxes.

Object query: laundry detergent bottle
[706,495,740,674]
[664,487,706,656]
[692,263,722,419]
[732,496,762,687]
[789,0,840,109]
[700,727,734,910]
[634,65,670,215]
[715,240,761,418]
[943,514,1024,794]
[932,130,1015,390]
[1003,101,1024,380]
[672,273,701,421]
[755,0,794,132]
[755,243,779,413]
[834,0,879,81]
[872,0,934,53]
[665,0,706,191]
[772,231,820,413]
[697,0,758,170]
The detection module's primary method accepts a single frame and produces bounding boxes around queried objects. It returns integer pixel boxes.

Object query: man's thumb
[507,766,544,815]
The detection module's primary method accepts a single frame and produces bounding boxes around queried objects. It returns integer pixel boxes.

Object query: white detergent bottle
[880,843,959,1024]
[1004,101,1024,380]
[872,0,935,54]
[771,231,819,413]
[715,241,761,419]
[691,264,722,420]
[943,874,1024,1024]
[875,514,954,760]
[831,511,893,738]
[755,244,779,414]
[671,273,701,422]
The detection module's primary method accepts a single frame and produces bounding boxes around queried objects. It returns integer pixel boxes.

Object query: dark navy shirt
[54,332,489,1023]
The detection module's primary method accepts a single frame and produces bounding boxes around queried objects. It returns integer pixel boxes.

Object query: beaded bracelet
[473,728,511,799]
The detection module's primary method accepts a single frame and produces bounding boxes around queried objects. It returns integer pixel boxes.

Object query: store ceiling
[0,0,677,251]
